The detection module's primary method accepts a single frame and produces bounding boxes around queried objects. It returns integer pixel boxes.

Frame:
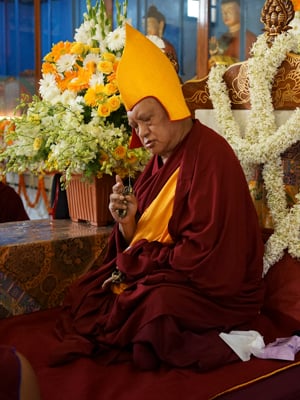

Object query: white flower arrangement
[207,31,300,274]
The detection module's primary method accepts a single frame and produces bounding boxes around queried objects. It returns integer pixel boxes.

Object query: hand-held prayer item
[116,177,133,218]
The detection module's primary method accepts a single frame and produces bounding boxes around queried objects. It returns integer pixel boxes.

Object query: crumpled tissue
[219,330,265,361]
[220,331,300,362]
[251,335,300,361]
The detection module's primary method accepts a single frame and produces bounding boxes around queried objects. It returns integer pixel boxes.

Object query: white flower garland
[207,32,300,274]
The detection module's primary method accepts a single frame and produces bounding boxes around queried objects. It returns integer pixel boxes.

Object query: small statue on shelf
[209,0,256,68]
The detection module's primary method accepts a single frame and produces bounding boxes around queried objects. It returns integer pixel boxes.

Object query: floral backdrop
[0,0,150,186]
[207,1,300,274]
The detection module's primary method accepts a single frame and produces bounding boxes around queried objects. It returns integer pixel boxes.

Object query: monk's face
[127,98,187,161]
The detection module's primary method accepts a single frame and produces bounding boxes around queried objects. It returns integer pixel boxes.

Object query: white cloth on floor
[219,330,265,361]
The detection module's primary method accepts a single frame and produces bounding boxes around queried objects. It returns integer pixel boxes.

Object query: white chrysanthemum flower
[106,26,125,51]
[89,72,105,87]
[75,20,94,44]
[47,94,64,105]
[83,53,101,66]
[146,35,165,51]
[39,74,61,101]
[68,99,84,114]
[56,54,77,73]
[60,90,77,105]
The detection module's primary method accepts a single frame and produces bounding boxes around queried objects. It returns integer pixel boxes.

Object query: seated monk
[0,346,40,400]
[51,24,266,371]
[0,182,29,223]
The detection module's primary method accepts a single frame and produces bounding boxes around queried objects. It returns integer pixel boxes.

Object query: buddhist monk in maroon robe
[51,24,265,371]
[0,182,29,223]
[0,346,40,400]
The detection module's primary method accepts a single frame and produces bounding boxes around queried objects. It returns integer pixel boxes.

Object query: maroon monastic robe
[0,346,20,399]
[52,120,265,370]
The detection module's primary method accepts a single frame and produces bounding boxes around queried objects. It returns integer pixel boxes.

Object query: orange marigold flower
[85,60,97,74]
[68,66,92,92]
[5,138,14,146]
[50,41,73,62]
[0,119,13,135]
[42,62,56,74]
[3,121,15,146]
[127,153,138,164]
[56,70,78,91]
[113,145,126,160]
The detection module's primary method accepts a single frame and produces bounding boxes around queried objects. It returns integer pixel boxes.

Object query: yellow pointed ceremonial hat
[117,24,191,121]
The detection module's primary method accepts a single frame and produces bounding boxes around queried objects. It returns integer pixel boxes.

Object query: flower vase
[66,174,114,226]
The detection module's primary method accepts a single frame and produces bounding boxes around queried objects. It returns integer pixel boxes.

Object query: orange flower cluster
[0,119,15,146]
[292,0,300,12]
[41,41,122,120]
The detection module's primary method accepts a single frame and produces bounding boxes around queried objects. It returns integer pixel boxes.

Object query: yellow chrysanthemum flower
[84,88,97,107]
[102,52,116,63]
[97,60,113,74]
[84,85,106,107]
[89,47,100,54]
[71,42,88,56]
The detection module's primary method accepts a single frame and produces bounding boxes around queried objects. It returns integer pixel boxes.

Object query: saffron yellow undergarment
[111,167,179,294]
[129,167,179,247]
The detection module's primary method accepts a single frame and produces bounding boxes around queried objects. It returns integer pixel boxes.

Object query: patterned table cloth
[0,219,112,318]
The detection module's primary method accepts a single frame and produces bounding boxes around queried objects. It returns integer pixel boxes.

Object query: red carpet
[0,307,300,399]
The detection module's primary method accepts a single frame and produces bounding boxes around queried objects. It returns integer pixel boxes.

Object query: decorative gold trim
[209,360,300,400]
